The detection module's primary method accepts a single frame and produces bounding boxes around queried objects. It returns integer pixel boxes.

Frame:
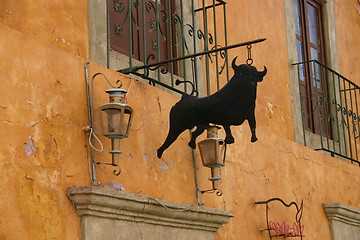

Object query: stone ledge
[323,203,360,227]
[67,186,234,233]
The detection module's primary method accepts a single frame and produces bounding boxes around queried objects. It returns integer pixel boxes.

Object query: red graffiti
[269,220,305,237]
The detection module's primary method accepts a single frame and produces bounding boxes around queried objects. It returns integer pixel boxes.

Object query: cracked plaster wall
[0,0,359,240]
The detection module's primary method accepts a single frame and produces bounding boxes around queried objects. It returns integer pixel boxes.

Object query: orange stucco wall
[0,0,359,240]
[335,0,360,86]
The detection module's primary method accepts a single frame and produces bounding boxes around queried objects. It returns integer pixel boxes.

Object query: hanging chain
[246,44,253,66]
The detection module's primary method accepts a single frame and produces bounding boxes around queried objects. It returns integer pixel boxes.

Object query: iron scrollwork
[112,0,229,86]
[113,0,140,37]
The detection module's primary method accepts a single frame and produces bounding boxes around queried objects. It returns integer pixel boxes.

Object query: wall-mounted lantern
[84,62,133,185]
[99,88,133,170]
[198,126,226,196]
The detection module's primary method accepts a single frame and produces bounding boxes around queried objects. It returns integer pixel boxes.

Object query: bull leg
[223,125,235,144]
[247,113,258,142]
[188,124,208,149]
[157,127,185,158]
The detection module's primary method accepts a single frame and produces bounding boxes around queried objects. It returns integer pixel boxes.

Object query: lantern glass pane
[199,140,216,166]
[218,141,226,164]
[101,108,122,134]
[123,112,131,135]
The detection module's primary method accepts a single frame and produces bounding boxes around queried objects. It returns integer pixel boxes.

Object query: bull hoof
[251,136,258,142]
[188,141,196,149]
[225,137,235,144]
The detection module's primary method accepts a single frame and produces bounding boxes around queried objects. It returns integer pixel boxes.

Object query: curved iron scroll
[200,188,222,196]
[175,79,199,97]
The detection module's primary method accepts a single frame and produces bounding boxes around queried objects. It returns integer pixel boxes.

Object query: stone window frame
[284,0,340,148]
[67,187,234,240]
[323,203,360,240]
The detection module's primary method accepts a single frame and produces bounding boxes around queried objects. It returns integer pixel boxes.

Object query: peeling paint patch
[267,102,275,118]
[24,136,38,157]
[104,181,125,191]
[160,160,169,171]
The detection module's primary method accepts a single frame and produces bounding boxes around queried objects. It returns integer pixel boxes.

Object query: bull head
[232,56,267,82]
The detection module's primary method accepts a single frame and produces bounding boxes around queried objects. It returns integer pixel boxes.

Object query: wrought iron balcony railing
[293,60,360,164]
[107,0,265,97]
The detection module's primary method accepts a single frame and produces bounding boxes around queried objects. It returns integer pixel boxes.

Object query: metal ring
[246,58,253,66]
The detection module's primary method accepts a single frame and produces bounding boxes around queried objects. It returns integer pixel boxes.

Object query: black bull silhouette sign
[157,57,267,158]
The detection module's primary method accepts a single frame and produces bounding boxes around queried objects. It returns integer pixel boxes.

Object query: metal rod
[179,0,187,93]
[190,130,205,206]
[223,3,229,83]
[128,0,133,68]
[155,0,161,83]
[337,73,348,157]
[212,0,220,91]
[343,78,354,161]
[118,38,267,74]
[167,0,174,87]
[353,83,360,163]
[142,0,147,76]
[191,0,197,94]
[331,70,339,154]
[106,0,110,68]
[202,0,211,96]
[85,62,100,186]
[348,80,358,162]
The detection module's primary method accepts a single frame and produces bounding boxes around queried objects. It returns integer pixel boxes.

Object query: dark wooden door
[294,0,331,136]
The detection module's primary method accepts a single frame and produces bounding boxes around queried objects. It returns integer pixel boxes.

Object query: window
[293,0,331,136]
[287,0,360,163]
[88,0,230,97]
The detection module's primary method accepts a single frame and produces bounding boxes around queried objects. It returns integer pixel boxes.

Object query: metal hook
[246,44,253,66]
[116,79,123,88]
[92,73,124,89]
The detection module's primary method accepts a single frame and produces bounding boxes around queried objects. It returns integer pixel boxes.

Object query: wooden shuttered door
[109,0,174,65]
[294,0,331,137]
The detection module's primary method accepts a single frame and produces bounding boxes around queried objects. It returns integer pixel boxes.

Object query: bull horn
[257,66,267,78]
[231,56,240,71]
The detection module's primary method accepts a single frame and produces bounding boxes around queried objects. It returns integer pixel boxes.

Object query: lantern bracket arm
[85,63,129,185]
[96,162,122,176]
[200,188,223,196]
